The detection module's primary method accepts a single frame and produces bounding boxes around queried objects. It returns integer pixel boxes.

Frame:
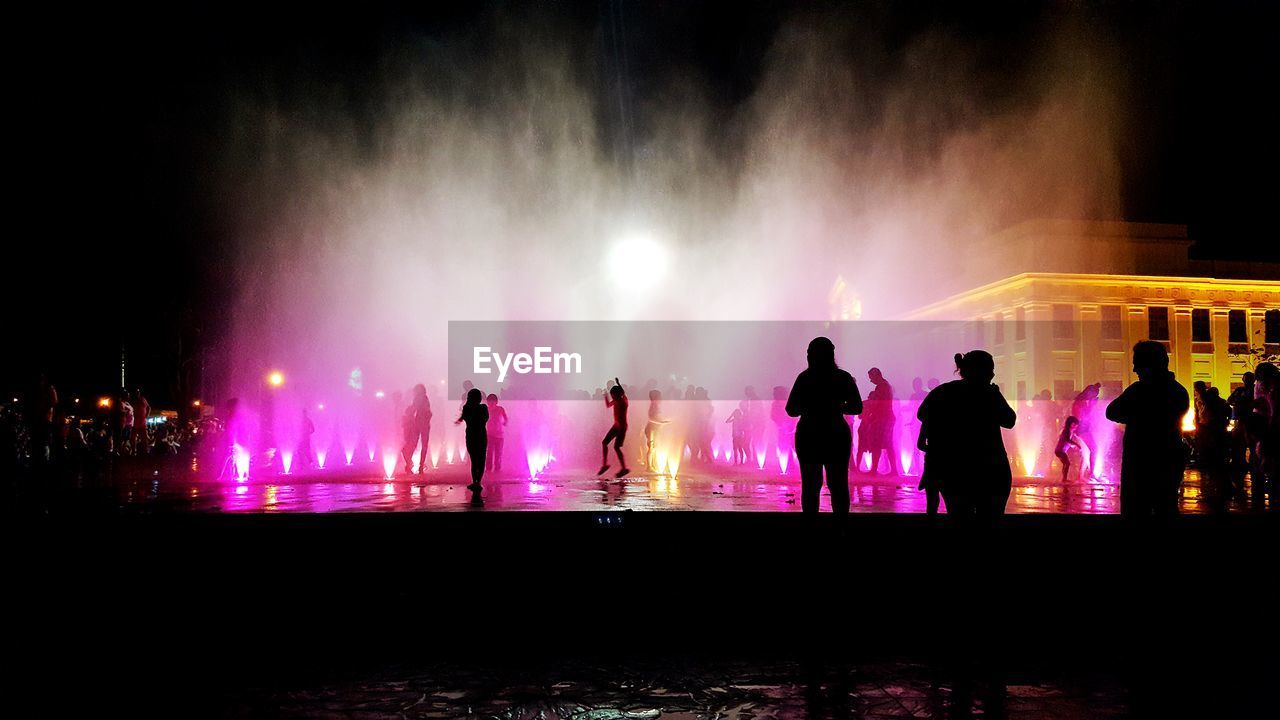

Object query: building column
[1079,303,1101,388]
[1212,308,1232,390]
[1126,305,1146,386]
[1173,306,1193,383]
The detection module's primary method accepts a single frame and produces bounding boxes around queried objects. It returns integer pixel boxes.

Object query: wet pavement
[108,461,1258,514]
[217,658,1126,719]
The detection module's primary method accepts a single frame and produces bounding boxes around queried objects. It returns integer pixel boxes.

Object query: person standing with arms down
[1105,341,1191,519]
[402,383,432,474]
[785,337,863,517]
[455,388,488,492]
[484,393,507,473]
[916,351,1017,521]
[598,378,630,479]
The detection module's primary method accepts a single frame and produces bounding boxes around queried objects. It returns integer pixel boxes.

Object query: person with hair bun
[785,337,863,518]
[916,350,1017,520]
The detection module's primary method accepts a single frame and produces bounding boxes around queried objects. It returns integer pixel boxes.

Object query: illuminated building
[905,220,1280,400]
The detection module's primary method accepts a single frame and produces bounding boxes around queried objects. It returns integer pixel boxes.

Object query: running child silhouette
[599,378,630,478]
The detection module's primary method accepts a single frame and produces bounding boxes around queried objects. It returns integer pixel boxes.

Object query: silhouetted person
[402,383,432,474]
[132,389,150,455]
[643,389,670,470]
[858,367,899,475]
[297,408,315,469]
[786,337,862,517]
[1105,341,1190,519]
[771,385,796,467]
[726,400,750,465]
[1250,362,1279,506]
[1227,371,1256,488]
[1199,387,1232,510]
[1054,416,1084,483]
[484,393,507,473]
[455,388,488,491]
[598,378,630,478]
[917,351,1016,521]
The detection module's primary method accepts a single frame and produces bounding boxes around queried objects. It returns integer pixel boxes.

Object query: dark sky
[8,0,1278,403]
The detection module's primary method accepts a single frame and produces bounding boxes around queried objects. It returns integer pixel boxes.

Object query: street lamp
[267,371,285,388]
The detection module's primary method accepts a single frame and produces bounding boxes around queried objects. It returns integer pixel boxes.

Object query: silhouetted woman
[916,351,1016,520]
[455,388,489,492]
[785,337,863,516]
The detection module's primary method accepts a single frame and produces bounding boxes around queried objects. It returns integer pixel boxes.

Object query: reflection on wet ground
[110,460,1256,514]
[219,658,1124,719]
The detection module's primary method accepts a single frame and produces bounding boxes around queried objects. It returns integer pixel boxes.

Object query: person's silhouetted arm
[991,385,1016,428]
[916,420,929,452]
[785,374,805,418]
[1105,387,1133,424]
[844,376,863,416]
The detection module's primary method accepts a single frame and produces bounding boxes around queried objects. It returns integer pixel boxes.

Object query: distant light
[267,371,285,388]
[192,400,202,407]
[73,398,80,404]
[608,232,670,291]
[316,403,325,411]
[98,397,112,408]
[374,390,385,399]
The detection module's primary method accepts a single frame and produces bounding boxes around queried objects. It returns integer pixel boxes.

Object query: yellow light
[1181,408,1195,433]
[192,400,202,407]
[98,397,112,409]
[267,371,285,388]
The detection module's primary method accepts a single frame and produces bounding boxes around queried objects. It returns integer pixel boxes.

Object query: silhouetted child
[643,390,670,470]
[599,378,630,478]
[455,388,488,491]
[1054,416,1084,482]
[726,400,750,465]
[485,393,507,473]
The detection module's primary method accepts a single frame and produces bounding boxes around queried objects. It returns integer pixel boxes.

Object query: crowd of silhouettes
[5,342,1279,518]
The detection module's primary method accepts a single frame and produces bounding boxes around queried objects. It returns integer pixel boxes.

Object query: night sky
[8,0,1278,405]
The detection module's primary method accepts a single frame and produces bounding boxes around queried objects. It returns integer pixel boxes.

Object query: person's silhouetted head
[649,389,661,401]
[465,388,482,405]
[1242,371,1255,386]
[954,350,995,384]
[912,377,923,393]
[1255,363,1278,391]
[1207,387,1221,401]
[868,367,884,385]
[1064,415,1080,432]
[609,384,624,399]
[1194,380,1207,395]
[773,385,787,401]
[486,393,498,405]
[413,383,426,397]
[1132,340,1170,379]
[806,336,837,372]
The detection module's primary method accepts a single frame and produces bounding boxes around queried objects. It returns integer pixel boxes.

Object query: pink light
[367,444,376,462]
[899,450,912,476]
[233,444,250,481]
[280,450,293,475]
[316,449,327,469]
[528,481,546,494]
[712,446,720,461]
[343,444,355,465]
[235,485,248,495]
[445,445,455,464]
[777,448,790,474]
[382,451,397,479]
[756,449,766,470]
[430,447,440,468]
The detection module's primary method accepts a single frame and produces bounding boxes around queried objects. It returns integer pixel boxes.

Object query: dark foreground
[10,512,1279,718]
